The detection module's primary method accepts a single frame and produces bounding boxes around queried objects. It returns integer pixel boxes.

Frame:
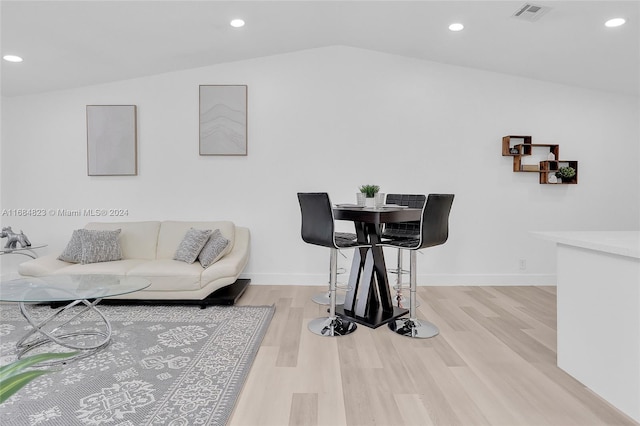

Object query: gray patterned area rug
[0,303,274,425]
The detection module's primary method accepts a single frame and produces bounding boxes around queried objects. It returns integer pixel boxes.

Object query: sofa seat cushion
[52,259,148,276]
[126,260,203,292]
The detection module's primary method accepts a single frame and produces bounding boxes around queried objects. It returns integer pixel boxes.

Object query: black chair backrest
[297,192,337,248]
[419,194,455,249]
[383,194,427,239]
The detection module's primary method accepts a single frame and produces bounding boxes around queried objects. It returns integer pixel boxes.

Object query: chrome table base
[17,298,112,365]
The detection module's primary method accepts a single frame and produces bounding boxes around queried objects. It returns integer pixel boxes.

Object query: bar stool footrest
[394,294,421,309]
[311,292,346,306]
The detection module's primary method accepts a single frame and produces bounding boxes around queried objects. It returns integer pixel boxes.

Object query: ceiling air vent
[512,3,551,22]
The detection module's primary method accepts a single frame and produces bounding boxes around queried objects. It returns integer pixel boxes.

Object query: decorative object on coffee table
[0,226,31,248]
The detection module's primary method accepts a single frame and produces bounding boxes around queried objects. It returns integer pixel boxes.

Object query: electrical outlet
[519,259,527,270]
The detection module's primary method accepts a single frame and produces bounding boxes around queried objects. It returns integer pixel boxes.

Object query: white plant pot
[365,197,375,207]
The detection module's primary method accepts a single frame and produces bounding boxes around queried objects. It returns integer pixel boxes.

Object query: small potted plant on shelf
[556,166,576,183]
[359,185,380,207]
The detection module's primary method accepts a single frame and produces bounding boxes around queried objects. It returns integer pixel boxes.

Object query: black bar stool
[311,232,356,306]
[297,192,370,337]
[379,194,454,338]
[382,194,427,308]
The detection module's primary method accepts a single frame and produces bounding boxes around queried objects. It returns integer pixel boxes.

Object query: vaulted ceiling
[1,1,638,97]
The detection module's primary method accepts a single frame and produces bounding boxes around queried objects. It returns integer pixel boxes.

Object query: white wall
[2,46,639,284]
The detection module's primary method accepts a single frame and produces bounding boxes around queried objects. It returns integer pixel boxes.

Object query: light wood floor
[230,285,638,426]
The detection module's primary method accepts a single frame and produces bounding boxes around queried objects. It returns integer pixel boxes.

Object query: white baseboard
[241,273,556,286]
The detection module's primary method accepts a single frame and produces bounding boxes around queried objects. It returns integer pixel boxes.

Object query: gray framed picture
[86,105,137,176]
[199,85,247,156]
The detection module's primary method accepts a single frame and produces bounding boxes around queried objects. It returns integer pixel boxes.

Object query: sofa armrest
[18,254,72,277]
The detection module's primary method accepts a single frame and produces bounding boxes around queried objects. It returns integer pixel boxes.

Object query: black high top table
[333,206,421,328]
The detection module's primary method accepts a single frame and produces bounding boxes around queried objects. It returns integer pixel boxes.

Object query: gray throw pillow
[198,229,230,268]
[174,228,212,264]
[58,229,84,263]
[79,229,123,265]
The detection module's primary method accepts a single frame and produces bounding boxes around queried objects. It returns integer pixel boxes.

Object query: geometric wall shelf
[502,135,578,184]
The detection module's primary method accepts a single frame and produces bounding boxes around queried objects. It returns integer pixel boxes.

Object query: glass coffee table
[0,274,150,365]
[0,244,48,259]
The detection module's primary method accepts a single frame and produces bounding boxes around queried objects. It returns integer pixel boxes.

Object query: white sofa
[18,220,250,304]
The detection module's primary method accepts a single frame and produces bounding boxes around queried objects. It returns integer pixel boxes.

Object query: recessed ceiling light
[449,23,464,32]
[605,18,626,28]
[3,55,23,63]
[230,19,245,28]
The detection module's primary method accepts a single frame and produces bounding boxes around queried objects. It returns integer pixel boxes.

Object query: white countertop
[533,231,640,259]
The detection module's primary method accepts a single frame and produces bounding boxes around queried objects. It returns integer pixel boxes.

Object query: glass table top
[0,244,47,254]
[0,275,151,302]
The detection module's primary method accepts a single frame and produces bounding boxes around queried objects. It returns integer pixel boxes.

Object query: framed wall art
[86,105,138,176]
[199,85,247,156]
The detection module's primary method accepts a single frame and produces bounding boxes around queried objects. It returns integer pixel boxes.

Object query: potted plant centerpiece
[359,184,380,207]
[556,166,576,183]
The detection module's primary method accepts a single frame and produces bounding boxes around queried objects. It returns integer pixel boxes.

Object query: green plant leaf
[0,352,78,404]
[0,352,77,381]
[359,184,380,197]
[557,166,576,179]
[0,370,49,404]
